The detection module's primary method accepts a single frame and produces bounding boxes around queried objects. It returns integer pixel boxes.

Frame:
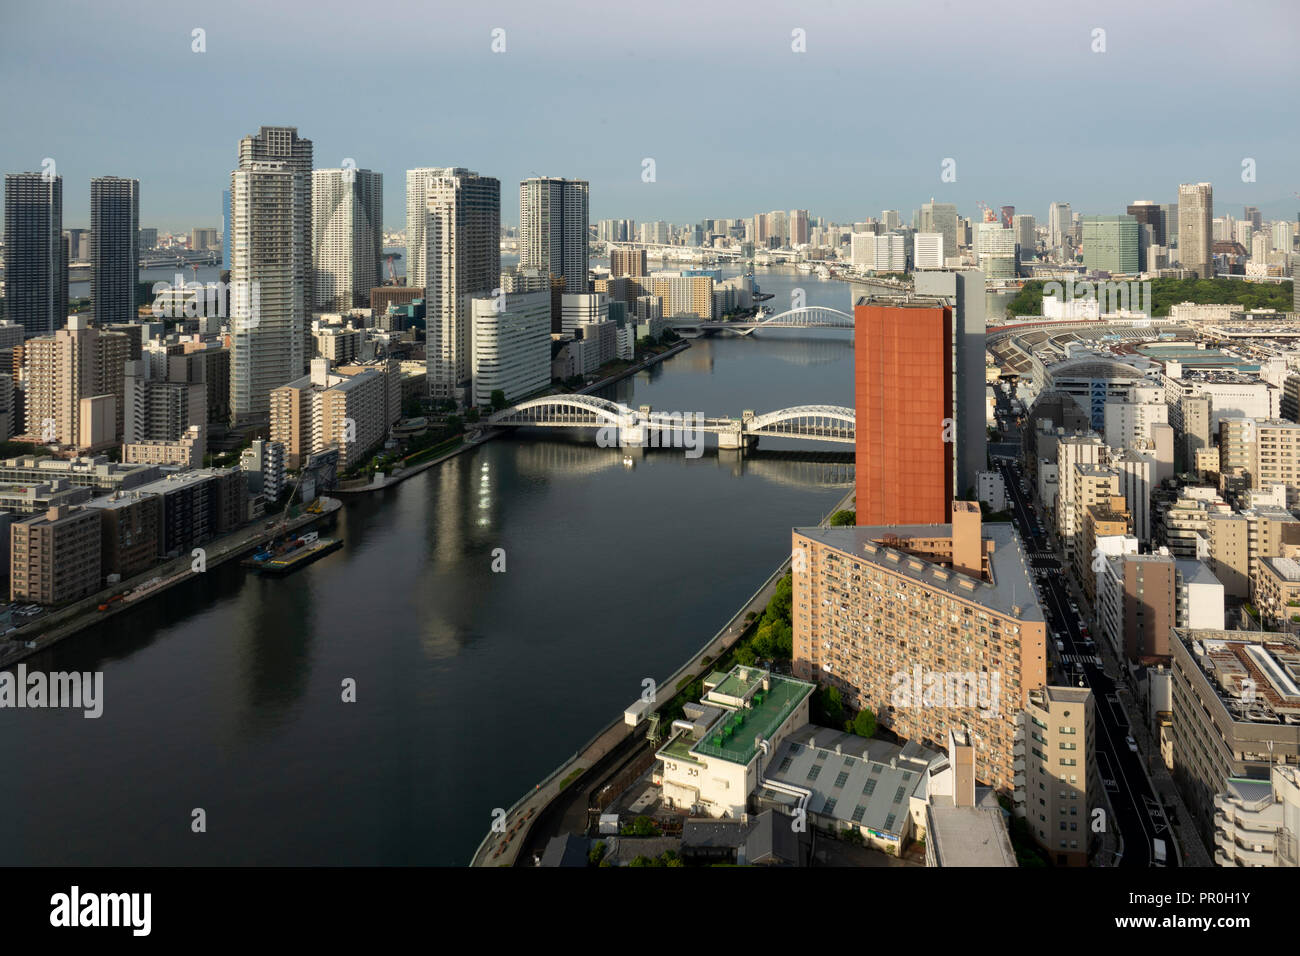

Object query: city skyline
[2,1,1297,232]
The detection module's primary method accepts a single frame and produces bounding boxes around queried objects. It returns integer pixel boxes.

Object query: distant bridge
[488,395,854,448]
[672,305,855,335]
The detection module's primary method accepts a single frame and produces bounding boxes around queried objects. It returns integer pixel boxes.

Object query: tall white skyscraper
[408,168,500,401]
[89,176,139,326]
[229,162,306,425]
[519,177,589,294]
[312,167,383,311]
[238,126,313,368]
[1178,182,1214,279]
[1048,202,1072,254]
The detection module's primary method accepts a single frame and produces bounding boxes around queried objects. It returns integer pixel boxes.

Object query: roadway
[992,390,1174,867]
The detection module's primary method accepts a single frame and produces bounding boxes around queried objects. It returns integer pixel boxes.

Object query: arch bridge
[488,396,854,448]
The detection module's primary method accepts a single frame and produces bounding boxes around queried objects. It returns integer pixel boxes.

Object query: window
[807,765,822,782]
[834,771,850,789]
[884,813,896,831]
[851,805,866,822]
[824,798,838,816]
[893,786,906,804]
[863,778,877,796]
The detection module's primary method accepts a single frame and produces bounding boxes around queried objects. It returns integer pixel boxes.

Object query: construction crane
[975,200,997,223]
[386,255,398,284]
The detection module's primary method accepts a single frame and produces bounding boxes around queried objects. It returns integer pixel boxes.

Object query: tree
[466,407,480,424]
[848,708,876,738]
[490,389,507,411]
[829,510,856,526]
[588,841,607,866]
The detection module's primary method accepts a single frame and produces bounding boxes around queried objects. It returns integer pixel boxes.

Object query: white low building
[656,666,814,820]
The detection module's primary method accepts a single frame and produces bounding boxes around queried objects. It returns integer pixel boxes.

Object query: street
[992,390,1175,868]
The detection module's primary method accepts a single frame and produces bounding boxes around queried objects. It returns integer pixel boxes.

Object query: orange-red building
[854,297,954,525]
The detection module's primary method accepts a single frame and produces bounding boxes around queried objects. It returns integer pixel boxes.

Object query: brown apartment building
[10,505,102,604]
[792,502,1048,793]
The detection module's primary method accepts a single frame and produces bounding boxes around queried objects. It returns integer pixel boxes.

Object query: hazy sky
[3,0,1297,233]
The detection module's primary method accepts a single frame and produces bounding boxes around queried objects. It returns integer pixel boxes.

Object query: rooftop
[926,805,1017,867]
[1175,628,1300,724]
[794,521,1044,622]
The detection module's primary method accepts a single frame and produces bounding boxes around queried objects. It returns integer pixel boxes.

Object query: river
[0,265,865,865]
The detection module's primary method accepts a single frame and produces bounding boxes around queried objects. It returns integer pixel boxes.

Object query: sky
[2,0,1298,234]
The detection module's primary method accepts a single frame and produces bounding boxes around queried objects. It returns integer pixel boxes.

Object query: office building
[1048,202,1072,255]
[519,177,588,294]
[1082,215,1140,274]
[854,295,956,524]
[9,505,102,604]
[406,167,500,401]
[89,176,140,325]
[919,201,958,261]
[1171,628,1300,852]
[470,291,550,408]
[3,172,67,337]
[312,167,383,312]
[913,233,944,269]
[975,222,1017,279]
[1178,183,1214,279]
[1127,201,1164,246]
[1014,214,1036,263]
[912,271,986,498]
[190,227,218,252]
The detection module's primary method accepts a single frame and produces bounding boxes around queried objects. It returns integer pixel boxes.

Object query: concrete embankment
[0,497,343,670]
[469,484,854,866]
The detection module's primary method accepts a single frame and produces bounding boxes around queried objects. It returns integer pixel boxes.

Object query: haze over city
[2,0,1297,231]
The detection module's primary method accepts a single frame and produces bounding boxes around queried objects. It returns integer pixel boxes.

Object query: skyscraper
[1014,214,1037,263]
[229,162,306,425]
[1082,215,1140,274]
[237,126,313,366]
[1178,182,1214,279]
[408,168,500,401]
[312,167,383,311]
[3,171,67,337]
[1047,201,1072,256]
[89,176,140,325]
[1126,201,1163,246]
[919,200,958,261]
[854,294,955,525]
[519,177,589,295]
[788,209,810,245]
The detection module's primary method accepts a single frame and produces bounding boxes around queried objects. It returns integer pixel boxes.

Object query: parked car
[1126,735,1138,753]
